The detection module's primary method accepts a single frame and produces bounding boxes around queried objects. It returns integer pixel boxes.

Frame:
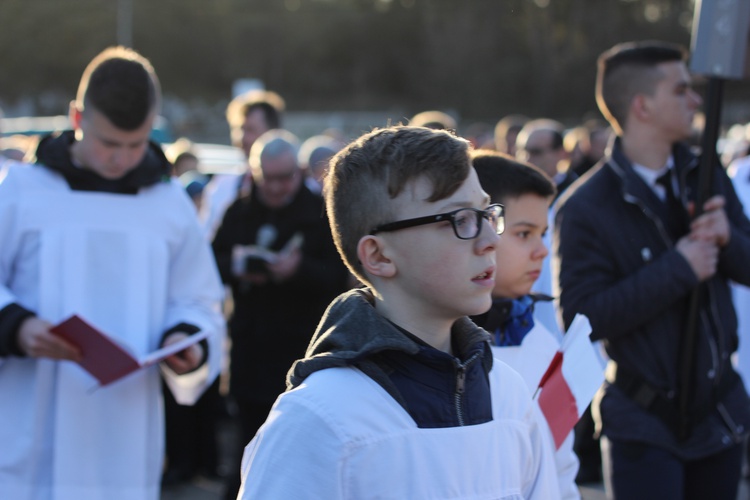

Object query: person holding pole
[554,40,750,499]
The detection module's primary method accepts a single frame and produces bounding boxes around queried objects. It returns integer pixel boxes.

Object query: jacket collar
[34,131,171,194]
[607,137,699,208]
[287,288,492,389]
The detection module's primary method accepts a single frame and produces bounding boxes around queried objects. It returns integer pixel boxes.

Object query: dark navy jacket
[555,138,750,459]
[288,288,494,429]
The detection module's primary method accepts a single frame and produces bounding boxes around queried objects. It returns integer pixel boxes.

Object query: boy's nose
[534,241,549,260]
[477,218,501,251]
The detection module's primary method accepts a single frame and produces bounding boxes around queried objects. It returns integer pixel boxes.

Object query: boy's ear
[69,101,85,140]
[357,235,396,278]
[631,94,651,122]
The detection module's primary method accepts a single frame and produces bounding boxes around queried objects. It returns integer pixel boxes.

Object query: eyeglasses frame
[369,203,505,240]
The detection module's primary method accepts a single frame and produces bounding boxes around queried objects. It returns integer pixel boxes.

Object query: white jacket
[490,320,581,500]
[0,165,225,500]
[239,362,559,499]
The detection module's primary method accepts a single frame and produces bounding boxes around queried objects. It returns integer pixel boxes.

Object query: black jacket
[289,288,494,428]
[555,138,750,458]
[212,183,349,402]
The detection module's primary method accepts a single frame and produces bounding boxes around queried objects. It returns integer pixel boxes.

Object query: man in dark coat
[555,40,750,499]
[212,129,349,499]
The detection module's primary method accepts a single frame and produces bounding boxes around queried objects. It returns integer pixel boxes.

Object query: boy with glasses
[236,125,558,499]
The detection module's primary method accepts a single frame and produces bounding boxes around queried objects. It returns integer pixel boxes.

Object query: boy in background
[237,126,559,499]
[472,150,580,499]
[0,47,224,499]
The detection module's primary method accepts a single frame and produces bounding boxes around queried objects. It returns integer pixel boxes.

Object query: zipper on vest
[454,352,481,426]
[454,366,466,426]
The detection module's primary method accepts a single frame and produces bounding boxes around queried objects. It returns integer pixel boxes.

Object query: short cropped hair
[494,114,529,152]
[471,150,555,205]
[76,46,160,130]
[226,90,285,130]
[409,110,457,131]
[298,135,340,176]
[248,129,300,174]
[165,137,195,163]
[563,126,590,155]
[325,126,472,285]
[517,119,565,151]
[173,150,198,165]
[596,40,687,134]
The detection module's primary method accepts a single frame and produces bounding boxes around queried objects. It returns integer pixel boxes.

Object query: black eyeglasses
[370,203,505,240]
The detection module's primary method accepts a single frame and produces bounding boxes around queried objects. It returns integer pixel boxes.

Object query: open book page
[51,315,209,387]
[239,245,278,263]
[141,329,211,366]
[231,232,305,275]
[279,232,304,256]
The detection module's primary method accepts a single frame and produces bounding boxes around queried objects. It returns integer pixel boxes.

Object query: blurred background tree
[1,0,747,142]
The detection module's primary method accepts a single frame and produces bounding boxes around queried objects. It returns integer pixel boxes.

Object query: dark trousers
[602,436,743,500]
[163,377,222,479]
[223,397,275,500]
[573,405,602,483]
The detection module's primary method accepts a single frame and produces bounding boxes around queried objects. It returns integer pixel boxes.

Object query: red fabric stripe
[537,353,579,449]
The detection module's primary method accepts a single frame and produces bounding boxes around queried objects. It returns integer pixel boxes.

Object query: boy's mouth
[473,267,494,280]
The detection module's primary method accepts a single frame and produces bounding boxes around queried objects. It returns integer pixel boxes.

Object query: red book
[50,314,209,387]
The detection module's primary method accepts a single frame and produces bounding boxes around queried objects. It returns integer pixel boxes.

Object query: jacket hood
[287,288,491,390]
[35,130,170,193]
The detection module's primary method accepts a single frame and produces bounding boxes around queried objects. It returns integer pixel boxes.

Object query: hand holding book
[161,331,204,374]
[231,232,305,283]
[17,316,82,362]
[50,315,211,387]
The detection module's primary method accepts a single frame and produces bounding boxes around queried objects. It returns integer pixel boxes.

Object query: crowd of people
[2,37,750,500]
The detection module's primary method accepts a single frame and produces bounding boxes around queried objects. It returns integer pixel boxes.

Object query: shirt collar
[632,155,675,196]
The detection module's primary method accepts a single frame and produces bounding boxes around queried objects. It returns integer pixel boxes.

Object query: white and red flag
[534,314,605,449]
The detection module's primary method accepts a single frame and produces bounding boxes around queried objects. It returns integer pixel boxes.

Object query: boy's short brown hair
[596,40,687,134]
[76,46,160,131]
[325,126,472,285]
[225,89,286,130]
[471,150,555,205]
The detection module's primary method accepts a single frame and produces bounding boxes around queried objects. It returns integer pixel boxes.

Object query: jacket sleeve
[160,189,226,405]
[0,303,34,357]
[238,393,346,499]
[0,167,27,363]
[210,198,242,285]
[714,164,750,286]
[554,194,698,340]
